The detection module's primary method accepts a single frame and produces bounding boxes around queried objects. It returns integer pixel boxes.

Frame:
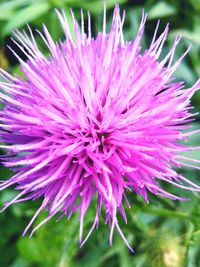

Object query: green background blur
[0,0,200,266]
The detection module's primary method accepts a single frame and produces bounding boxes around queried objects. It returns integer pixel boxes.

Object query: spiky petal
[0,4,200,251]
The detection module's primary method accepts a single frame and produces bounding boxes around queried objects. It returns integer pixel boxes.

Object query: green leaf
[64,0,127,14]
[174,61,196,85]
[0,0,35,20]
[10,258,29,267]
[17,237,44,263]
[192,229,200,240]
[148,1,177,19]
[2,2,51,36]
[180,123,200,163]
[0,0,41,20]
[170,29,200,46]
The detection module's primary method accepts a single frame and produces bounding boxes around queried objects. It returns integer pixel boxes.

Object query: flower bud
[144,229,185,267]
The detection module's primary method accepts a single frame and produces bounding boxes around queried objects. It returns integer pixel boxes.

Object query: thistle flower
[0,3,200,251]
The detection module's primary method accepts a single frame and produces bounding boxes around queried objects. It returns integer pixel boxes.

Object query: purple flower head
[0,3,200,251]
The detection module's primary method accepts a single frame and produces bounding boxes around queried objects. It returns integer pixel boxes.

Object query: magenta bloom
[0,4,200,250]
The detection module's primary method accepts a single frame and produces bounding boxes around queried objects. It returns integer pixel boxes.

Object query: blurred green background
[0,0,200,266]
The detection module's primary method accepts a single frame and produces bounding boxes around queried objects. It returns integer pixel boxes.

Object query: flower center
[82,130,109,152]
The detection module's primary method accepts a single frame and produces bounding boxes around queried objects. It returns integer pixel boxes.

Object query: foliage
[0,0,200,266]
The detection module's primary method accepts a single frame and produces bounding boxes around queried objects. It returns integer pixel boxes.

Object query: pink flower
[0,3,200,251]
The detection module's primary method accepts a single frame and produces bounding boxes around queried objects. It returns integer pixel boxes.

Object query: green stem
[183,222,194,267]
[135,206,199,222]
